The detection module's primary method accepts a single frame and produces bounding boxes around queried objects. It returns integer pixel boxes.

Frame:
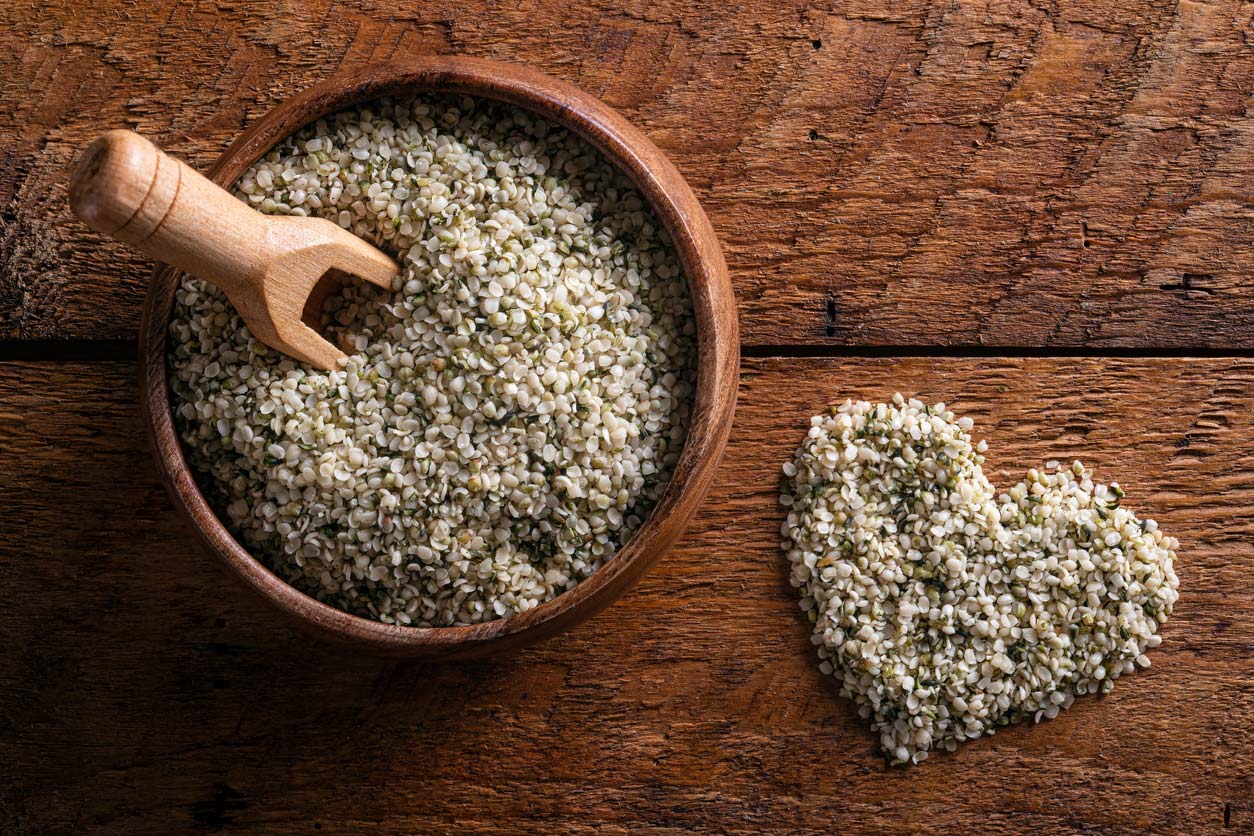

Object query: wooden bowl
[139,57,739,659]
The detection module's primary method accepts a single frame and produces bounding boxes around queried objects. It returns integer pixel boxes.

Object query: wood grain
[6,2,1253,833]
[5,0,1254,347]
[3,358,1251,835]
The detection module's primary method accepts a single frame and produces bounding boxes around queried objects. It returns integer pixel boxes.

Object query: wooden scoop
[69,129,399,370]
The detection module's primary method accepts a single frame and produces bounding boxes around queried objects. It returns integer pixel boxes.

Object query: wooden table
[4,2,1253,833]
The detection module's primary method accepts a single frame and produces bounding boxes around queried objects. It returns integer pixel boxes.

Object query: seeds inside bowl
[169,94,697,627]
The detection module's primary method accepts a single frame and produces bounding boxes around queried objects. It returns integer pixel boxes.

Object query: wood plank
[2,357,1251,835]
[5,0,1254,347]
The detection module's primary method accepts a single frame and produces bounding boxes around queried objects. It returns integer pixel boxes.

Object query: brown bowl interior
[140,57,739,659]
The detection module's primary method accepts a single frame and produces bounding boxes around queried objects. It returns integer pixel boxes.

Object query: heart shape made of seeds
[779,395,1180,765]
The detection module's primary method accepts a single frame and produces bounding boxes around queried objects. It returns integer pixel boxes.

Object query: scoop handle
[68,129,267,297]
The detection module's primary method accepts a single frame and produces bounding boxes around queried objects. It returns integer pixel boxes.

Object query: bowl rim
[139,56,739,659]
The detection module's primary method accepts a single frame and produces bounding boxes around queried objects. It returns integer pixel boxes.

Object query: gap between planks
[3,339,1254,363]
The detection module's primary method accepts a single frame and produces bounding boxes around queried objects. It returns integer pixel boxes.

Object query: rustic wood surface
[3,359,1252,835]
[4,0,1254,834]
[6,0,1254,347]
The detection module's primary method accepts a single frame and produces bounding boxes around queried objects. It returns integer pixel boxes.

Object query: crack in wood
[190,783,248,831]
[1160,272,1217,295]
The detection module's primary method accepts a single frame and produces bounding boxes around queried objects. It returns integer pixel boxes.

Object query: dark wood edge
[139,56,739,659]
